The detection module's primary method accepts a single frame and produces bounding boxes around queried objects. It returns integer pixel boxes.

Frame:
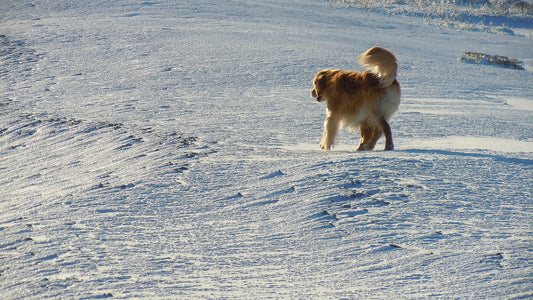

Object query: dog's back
[333,70,399,128]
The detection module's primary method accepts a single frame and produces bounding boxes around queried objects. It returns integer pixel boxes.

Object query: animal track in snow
[314,173,413,229]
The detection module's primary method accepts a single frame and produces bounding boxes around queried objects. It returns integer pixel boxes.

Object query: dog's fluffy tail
[358,46,398,87]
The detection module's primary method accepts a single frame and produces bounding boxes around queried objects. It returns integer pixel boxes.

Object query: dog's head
[311,70,330,102]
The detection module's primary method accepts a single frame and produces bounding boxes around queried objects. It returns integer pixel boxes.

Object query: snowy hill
[329,0,533,34]
[1,0,532,298]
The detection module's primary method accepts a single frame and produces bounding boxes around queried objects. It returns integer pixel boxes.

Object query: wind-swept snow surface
[1,0,532,298]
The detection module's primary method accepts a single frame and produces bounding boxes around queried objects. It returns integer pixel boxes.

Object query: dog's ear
[314,70,329,88]
[314,70,324,82]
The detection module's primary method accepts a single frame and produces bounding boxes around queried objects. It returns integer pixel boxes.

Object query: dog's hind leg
[320,113,340,151]
[357,121,380,151]
[367,127,383,150]
[380,117,394,151]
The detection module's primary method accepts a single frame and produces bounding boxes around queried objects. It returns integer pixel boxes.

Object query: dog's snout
[312,88,323,102]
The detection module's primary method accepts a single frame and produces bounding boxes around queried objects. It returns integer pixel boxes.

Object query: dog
[311,46,400,151]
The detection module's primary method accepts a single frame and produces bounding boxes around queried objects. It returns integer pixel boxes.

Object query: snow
[1,0,532,299]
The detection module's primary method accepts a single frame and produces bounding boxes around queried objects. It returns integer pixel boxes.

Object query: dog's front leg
[320,114,339,151]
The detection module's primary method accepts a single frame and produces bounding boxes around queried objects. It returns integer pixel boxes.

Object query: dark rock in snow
[459,52,525,70]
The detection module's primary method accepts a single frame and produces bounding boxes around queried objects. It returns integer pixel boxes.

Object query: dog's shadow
[399,149,533,166]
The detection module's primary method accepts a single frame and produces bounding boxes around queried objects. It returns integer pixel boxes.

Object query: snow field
[1,0,533,298]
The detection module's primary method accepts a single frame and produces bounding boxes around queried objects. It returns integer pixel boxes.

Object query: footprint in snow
[224,192,244,200]
[343,179,363,188]
[37,253,58,262]
[260,170,284,180]
[247,199,279,207]
[267,186,295,196]
[337,208,368,218]
[479,252,504,268]
[370,198,391,206]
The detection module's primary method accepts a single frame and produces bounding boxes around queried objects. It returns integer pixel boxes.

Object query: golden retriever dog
[311,46,400,151]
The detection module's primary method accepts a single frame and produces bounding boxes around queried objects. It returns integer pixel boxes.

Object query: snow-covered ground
[1,0,532,298]
[329,0,533,34]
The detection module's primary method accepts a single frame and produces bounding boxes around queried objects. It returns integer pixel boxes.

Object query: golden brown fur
[311,46,400,151]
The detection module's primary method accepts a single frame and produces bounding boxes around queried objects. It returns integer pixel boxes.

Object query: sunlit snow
[1,0,532,299]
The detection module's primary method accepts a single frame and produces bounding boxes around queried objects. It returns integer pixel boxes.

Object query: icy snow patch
[512,28,533,38]
[279,143,356,152]
[279,137,533,154]
[523,58,533,73]
[504,97,533,111]
[411,136,533,153]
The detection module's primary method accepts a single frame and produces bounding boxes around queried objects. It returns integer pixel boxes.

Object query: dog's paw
[356,144,371,151]
[384,144,394,151]
[320,142,331,151]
